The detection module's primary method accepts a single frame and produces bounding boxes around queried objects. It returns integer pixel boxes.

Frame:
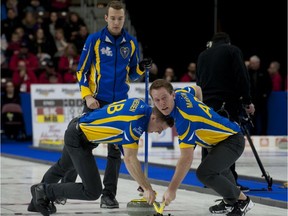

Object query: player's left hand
[245,103,255,115]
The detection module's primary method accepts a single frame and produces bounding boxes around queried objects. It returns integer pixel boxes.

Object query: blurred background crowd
[1,0,287,140]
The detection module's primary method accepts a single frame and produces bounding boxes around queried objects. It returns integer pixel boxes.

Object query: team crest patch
[120,47,130,59]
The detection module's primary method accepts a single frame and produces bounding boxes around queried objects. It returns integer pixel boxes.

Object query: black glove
[139,58,153,71]
[137,186,144,196]
[137,186,144,193]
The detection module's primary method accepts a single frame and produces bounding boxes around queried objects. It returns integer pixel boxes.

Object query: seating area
[1,103,25,140]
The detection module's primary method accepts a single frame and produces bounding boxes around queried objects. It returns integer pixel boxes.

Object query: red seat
[1,103,25,139]
[2,103,23,114]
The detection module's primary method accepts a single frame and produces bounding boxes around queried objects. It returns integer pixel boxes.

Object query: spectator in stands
[1,81,21,108]
[51,0,71,12]
[196,32,254,192]
[63,60,78,83]
[1,33,9,70]
[38,60,63,84]
[12,60,38,93]
[34,11,49,33]
[53,28,68,58]
[9,41,39,72]
[267,61,283,91]
[163,67,178,82]
[1,8,22,42]
[244,60,250,70]
[21,11,38,43]
[65,11,86,42]
[180,62,197,82]
[5,32,21,60]
[72,25,89,54]
[32,28,57,63]
[47,11,64,38]
[23,0,46,14]
[248,55,272,135]
[14,26,30,45]
[58,43,80,74]
[1,0,19,21]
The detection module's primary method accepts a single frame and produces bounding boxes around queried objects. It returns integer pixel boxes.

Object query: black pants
[202,148,238,182]
[196,133,245,205]
[82,99,121,198]
[40,100,121,199]
[45,118,102,201]
[202,99,242,183]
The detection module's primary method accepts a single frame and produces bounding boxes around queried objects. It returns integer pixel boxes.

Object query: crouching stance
[29,98,173,216]
[149,79,255,216]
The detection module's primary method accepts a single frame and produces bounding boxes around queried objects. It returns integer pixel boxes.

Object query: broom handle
[144,67,149,177]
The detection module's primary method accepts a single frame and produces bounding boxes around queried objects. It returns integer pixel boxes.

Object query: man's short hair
[106,0,125,15]
[212,32,231,44]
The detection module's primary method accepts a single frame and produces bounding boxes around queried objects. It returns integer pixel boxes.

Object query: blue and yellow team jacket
[78,98,150,148]
[173,86,241,149]
[76,27,144,103]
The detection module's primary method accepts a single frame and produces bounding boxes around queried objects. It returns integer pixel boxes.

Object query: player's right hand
[85,96,100,109]
[144,189,156,205]
[139,58,153,71]
[162,189,176,206]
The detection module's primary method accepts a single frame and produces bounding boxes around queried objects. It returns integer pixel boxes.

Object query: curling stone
[127,199,159,216]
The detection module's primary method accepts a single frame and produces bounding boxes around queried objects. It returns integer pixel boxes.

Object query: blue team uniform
[173,86,241,149]
[36,98,152,203]
[76,27,144,103]
[78,98,150,149]
[170,85,246,207]
[76,26,144,201]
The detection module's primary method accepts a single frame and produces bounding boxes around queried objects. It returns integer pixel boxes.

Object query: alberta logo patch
[120,47,130,59]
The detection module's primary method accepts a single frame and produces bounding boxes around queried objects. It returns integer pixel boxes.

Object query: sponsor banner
[31,84,82,148]
[172,135,288,153]
[243,136,288,149]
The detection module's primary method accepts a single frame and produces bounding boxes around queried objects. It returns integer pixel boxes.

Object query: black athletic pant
[196,133,245,205]
[41,98,121,200]
[42,99,121,199]
[41,150,77,184]
[83,99,121,198]
[202,147,238,182]
[202,100,241,183]
[45,118,102,201]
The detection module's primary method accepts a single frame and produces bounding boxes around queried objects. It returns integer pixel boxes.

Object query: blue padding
[267,91,288,135]
[20,93,33,136]
[151,142,174,147]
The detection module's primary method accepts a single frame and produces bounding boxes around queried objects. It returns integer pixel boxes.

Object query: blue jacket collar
[101,26,127,45]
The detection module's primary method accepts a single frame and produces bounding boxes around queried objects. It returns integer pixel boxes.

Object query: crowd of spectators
[1,0,86,94]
